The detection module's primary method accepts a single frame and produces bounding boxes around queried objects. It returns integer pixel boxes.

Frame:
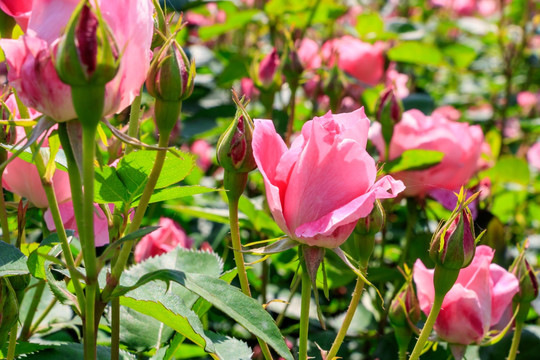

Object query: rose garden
[0,0,539,359]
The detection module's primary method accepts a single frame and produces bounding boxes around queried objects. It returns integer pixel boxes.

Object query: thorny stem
[326,269,367,359]
[299,260,311,360]
[408,293,444,360]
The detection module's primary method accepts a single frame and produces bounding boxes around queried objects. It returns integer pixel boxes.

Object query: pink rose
[322,36,385,86]
[258,48,280,88]
[432,105,461,122]
[134,217,194,262]
[252,108,404,248]
[528,142,540,171]
[431,0,501,16]
[44,202,110,247]
[371,109,484,197]
[413,245,520,345]
[240,77,259,100]
[1,95,71,208]
[191,139,213,172]
[517,91,538,113]
[296,38,322,71]
[0,0,32,31]
[0,0,153,122]
[386,64,409,99]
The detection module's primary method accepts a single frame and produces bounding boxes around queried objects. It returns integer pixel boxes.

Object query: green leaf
[0,341,53,358]
[120,293,216,355]
[199,10,259,41]
[132,185,218,206]
[0,145,68,171]
[114,247,223,308]
[27,233,63,279]
[113,270,293,360]
[117,303,175,352]
[355,13,384,40]
[94,165,130,204]
[19,344,135,359]
[117,150,195,200]
[206,333,252,360]
[384,149,444,173]
[388,42,443,66]
[481,156,530,186]
[443,43,477,69]
[0,240,29,276]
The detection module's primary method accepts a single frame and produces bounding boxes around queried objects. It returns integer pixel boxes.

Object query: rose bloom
[371,109,484,197]
[252,108,404,249]
[0,0,32,31]
[134,217,194,263]
[321,36,385,86]
[1,95,71,208]
[0,0,153,122]
[413,245,519,345]
[44,202,110,247]
[191,139,213,172]
[431,0,502,16]
[528,142,540,171]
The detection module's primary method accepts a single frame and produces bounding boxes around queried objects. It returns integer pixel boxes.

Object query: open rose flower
[528,142,540,171]
[44,202,111,247]
[134,217,194,263]
[321,36,385,86]
[252,108,404,248]
[0,0,32,31]
[413,245,519,345]
[1,95,71,208]
[0,0,153,122]
[371,109,484,197]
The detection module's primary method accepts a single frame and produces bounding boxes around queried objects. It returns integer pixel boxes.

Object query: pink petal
[489,263,519,326]
[412,259,435,316]
[252,119,291,236]
[436,283,486,344]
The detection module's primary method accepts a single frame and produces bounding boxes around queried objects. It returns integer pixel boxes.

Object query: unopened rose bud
[389,281,421,328]
[430,191,483,297]
[429,207,475,271]
[146,40,195,103]
[258,48,279,89]
[511,256,539,304]
[54,1,119,87]
[376,87,402,159]
[283,47,303,86]
[352,200,385,267]
[217,109,256,174]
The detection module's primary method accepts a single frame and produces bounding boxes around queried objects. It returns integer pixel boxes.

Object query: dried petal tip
[54,1,119,87]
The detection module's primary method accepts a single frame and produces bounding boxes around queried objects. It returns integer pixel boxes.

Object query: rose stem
[225,171,273,360]
[408,293,444,360]
[298,256,311,360]
[326,268,367,359]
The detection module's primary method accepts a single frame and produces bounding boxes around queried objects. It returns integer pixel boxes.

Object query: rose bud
[54,1,119,88]
[389,279,421,356]
[429,190,484,296]
[146,39,195,135]
[389,281,421,329]
[511,254,539,305]
[350,200,385,267]
[217,106,256,174]
[258,48,280,89]
[429,208,475,271]
[376,87,402,159]
[146,40,195,103]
